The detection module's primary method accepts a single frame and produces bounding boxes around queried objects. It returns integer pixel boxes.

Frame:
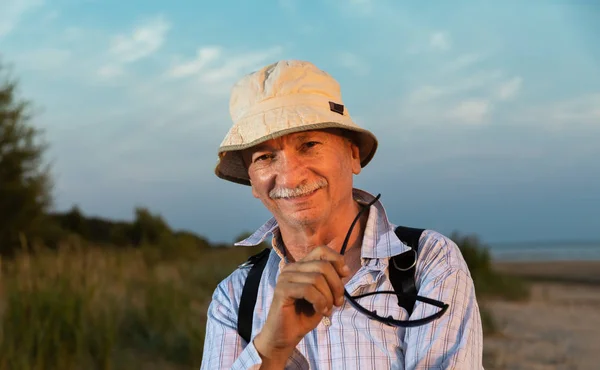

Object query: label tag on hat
[329,101,345,115]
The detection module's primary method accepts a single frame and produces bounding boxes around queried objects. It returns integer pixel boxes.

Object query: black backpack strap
[237,247,271,344]
[390,226,425,316]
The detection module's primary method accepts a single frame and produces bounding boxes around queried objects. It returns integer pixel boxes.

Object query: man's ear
[349,140,361,175]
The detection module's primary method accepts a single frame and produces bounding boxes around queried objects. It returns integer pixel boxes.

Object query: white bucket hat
[215,59,378,186]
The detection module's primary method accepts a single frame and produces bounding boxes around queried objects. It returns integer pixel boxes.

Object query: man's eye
[254,154,272,162]
[304,141,320,149]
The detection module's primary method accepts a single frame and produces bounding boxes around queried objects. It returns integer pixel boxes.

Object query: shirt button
[322,317,331,326]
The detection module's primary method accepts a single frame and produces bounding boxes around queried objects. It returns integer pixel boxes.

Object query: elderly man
[201,60,483,369]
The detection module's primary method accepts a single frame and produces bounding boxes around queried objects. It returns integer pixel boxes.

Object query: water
[487,241,600,262]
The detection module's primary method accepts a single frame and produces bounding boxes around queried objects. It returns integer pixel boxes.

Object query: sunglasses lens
[344,290,449,327]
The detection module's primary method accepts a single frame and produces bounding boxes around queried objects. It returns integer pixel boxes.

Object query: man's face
[242,129,362,228]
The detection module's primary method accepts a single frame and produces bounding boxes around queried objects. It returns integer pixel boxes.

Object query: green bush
[451,231,530,302]
[0,241,254,370]
[480,306,498,336]
[448,232,530,339]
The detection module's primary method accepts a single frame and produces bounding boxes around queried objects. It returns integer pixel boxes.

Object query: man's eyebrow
[294,134,309,142]
[294,132,322,142]
[251,143,275,152]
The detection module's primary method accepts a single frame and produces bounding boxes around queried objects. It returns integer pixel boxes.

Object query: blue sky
[1,0,599,244]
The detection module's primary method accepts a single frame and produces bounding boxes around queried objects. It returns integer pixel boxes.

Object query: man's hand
[253,245,350,367]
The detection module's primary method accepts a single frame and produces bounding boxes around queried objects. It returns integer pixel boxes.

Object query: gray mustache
[269,178,328,199]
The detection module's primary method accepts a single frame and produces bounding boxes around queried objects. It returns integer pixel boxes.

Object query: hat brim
[215,120,378,186]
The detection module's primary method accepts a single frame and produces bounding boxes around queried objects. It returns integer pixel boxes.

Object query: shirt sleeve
[402,232,484,369]
[200,274,264,370]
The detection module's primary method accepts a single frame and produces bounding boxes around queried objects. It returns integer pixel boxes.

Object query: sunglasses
[338,194,449,327]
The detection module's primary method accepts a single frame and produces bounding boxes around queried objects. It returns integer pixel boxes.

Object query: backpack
[236,226,424,343]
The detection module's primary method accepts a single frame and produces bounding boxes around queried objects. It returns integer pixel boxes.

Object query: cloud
[63,26,84,42]
[0,0,44,38]
[167,47,222,78]
[496,76,522,101]
[108,15,170,64]
[430,31,451,51]
[65,45,287,182]
[338,52,370,75]
[409,73,522,104]
[407,70,505,105]
[515,93,600,127]
[199,47,283,83]
[95,15,170,80]
[97,64,125,78]
[278,0,297,12]
[442,53,487,72]
[349,0,374,13]
[402,72,521,125]
[167,45,283,87]
[457,70,505,91]
[43,9,59,22]
[448,99,492,124]
[407,85,445,104]
[402,59,523,125]
[333,0,376,17]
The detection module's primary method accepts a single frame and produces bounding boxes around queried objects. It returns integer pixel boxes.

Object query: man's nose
[274,151,307,188]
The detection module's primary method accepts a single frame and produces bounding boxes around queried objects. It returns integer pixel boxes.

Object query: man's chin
[278,209,326,228]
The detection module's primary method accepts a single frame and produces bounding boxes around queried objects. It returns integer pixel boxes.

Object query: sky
[1,0,599,245]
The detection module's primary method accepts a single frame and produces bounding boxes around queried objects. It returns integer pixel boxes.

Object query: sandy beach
[483,261,600,370]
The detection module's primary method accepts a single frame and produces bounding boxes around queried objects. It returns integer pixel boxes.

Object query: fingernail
[337,296,344,306]
[342,265,350,274]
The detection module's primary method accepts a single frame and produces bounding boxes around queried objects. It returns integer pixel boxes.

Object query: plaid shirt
[200,189,483,369]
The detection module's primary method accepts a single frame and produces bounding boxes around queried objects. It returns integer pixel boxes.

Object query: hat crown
[229,60,343,122]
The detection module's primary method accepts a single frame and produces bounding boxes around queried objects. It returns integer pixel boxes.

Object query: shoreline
[492,259,600,285]
[484,259,600,370]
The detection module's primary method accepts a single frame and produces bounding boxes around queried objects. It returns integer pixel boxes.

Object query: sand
[483,261,600,370]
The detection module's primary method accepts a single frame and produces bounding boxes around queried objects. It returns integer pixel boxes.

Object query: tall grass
[451,231,531,336]
[0,239,256,370]
[452,231,530,302]
[0,232,528,368]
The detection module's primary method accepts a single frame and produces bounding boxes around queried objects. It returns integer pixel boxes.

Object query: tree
[62,205,88,237]
[0,61,53,255]
[130,207,172,246]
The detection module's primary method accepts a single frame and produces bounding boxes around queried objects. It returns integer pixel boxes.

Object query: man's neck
[277,199,369,263]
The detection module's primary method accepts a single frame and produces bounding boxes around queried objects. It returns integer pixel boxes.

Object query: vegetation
[0,241,257,370]
[0,230,526,369]
[451,231,530,302]
[0,62,53,256]
[0,59,529,368]
[451,231,530,335]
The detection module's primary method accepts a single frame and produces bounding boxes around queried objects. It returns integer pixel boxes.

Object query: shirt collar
[234,188,411,261]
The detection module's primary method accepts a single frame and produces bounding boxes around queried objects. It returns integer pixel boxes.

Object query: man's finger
[280,271,335,311]
[283,261,345,306]
[280,281,329,315]
[302,245,351,278]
